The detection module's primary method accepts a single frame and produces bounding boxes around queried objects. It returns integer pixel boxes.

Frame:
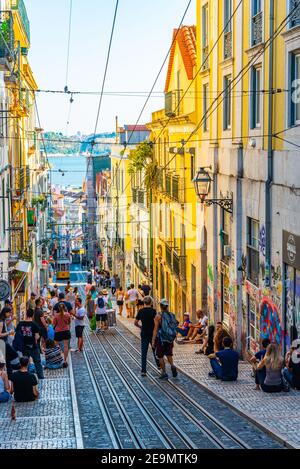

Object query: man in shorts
[74,297,86,352]
[152,299,178,380]
[127,284,139,318]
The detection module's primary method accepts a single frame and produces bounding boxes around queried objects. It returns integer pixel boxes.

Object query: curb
[118,317,299,450]
[69,353,84,449]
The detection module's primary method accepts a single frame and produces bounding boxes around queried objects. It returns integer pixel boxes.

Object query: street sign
[0,280,11,301]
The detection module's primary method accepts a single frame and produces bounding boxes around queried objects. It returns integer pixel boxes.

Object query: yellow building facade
[148,26,203,321]
[195,0,300,353]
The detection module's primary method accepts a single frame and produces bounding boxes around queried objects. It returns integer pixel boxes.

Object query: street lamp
[193,167,233,213]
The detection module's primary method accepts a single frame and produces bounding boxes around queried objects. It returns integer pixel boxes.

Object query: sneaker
[63,362,68,368]
[158,373,168,380]
[208,371,216,377]
[171,366,178,378]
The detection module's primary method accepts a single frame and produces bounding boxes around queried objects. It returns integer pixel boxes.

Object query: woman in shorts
[53,303,71,367]
[116,286,125,316]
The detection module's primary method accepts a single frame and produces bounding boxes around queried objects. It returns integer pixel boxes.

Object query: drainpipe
[265,0,274,289]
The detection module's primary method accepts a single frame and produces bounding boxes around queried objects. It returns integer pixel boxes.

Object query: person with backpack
[152,298,178,380]
[95,291,108,333]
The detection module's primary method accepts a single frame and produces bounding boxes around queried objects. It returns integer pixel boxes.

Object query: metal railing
[137,189,145,206]
[165,90,183,117]
[132,187,138,203]
[166,243,172,268]
[11,0,30,44]
[251,11,263,46]
[224,31,232,59]
[290,0,300,28]
[164,174,184,203]
[0,11,14,61]
[202,45,209,70]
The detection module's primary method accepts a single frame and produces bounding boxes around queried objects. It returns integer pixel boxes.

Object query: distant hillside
[43,132,81,155]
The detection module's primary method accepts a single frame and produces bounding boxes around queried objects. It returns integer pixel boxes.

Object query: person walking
[34,298,48,352]
[127,284,139,319]
[48,290,58,313]
[95,291,108,333]
[74,298,86,352]
[116,287,125,316]
[110,275,116,296]
[0,356,11,403]
[53,303,71,367]
[53,292,74,315]
[114,274,121,291]
[85,293,95,323]
[152,299,178,380]
[15,309,44,379]
[135,296,157,376]
[26,292,36,312]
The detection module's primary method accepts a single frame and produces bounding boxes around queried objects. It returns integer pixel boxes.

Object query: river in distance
[48,155,87,188]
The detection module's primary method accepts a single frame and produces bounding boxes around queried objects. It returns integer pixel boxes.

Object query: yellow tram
[56,258,71,280]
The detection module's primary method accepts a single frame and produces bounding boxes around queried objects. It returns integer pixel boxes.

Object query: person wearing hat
[0,354,11,403]
[175,313,191,341]
[152,299,178,380]
[284,339,300,390]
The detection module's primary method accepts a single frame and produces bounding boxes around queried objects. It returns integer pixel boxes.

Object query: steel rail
[113,326,252,449]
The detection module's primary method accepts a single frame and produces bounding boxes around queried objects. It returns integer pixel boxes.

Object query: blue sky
[25,0,196,136]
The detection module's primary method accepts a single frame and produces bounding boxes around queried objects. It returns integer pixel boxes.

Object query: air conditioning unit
[224,245,232,258]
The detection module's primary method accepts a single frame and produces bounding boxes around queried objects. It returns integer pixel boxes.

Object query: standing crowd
[0,282,86,404]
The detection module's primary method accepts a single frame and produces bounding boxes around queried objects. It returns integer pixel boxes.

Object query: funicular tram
[71,248,81,265]
[56,258,71,280]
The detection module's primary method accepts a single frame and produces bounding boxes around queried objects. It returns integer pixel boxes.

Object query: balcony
[134,248,139,267]
[224,31,232,59]
[173,250,187,281]
[138,252,146,273]
[27,208,36,228]
[166,243,172,269]
[13,166,30,196]
[10,87,30,117]
[0,11,14,71]
[27,130,37,155]
[11,0,30,45]
[290,1,300,28]
[165,90,183,118]
[132,187,138,203]
[202,45,209,70]
[251,11,263,46]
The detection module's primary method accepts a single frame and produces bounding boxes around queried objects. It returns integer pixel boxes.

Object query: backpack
[160,312,179,343]
[97,297,105,309]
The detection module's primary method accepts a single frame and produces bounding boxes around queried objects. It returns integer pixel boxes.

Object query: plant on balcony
[128,142,160,190]
[32,195,47,211]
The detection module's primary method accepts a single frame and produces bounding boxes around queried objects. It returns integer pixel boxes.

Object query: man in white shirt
[95,291,108,332]
[127,284,139,318]
[184,310,208,342]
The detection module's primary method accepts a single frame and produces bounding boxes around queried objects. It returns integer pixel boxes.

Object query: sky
[25,0,196,136]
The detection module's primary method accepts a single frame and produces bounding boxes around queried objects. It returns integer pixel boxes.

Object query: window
[203,83,209,131]
[2,179,5,236]
[250,66,262,128]
[289,0,300,29]
[202,4,209,69]
[290,52,300,126]
[247,218,259,285]
[251,0,263,46]
[224,0,232,59]
[248,294,260,351]
[190,153,195,181]
[221,209,231,260]
[223,75,232,130]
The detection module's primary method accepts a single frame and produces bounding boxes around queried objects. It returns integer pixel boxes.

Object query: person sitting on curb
[208,336,239,381]
[183,310,208,342]
[214,321,230,352]
[44,339,64,369]
[175,313,191,341]
[10,356,39,402]
[257,343,288,393]
[248,338,271,390]
[283,339,300,390]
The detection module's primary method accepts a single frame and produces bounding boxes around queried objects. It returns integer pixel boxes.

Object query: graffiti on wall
[259,225,266,257]
[260,298,283,345]
[207,264,214,283]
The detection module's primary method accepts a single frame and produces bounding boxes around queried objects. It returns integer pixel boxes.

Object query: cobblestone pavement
[118,315,300,448]
[0,368,77,449]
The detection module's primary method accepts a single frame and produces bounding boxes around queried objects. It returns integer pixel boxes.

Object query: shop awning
[15,260,32,274]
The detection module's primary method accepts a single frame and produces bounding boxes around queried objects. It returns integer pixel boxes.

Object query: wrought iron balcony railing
[0,11,14,68]
[251,11,263,46]
[11,0,30,45]
[202,45,209,70]
[164,173,184,203]
[132,187,138,203]
[290,0,300,28]
[166,243,172,269]
[224,31,232,59]
[165,90,183,118]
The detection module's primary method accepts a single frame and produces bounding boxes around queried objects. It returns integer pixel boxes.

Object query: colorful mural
[260,298,283,345]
